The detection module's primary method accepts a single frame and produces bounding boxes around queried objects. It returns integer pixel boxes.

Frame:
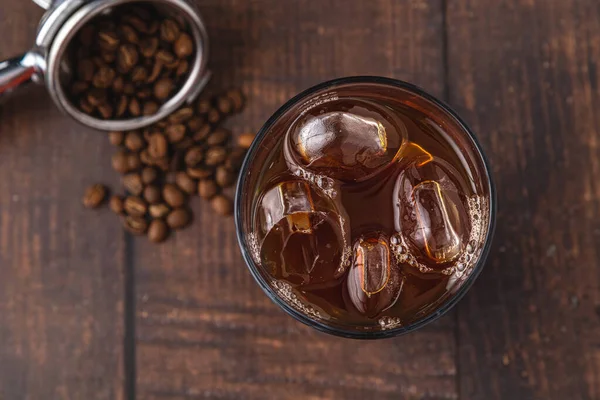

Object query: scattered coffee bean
[109,195,125,215]
[184,146,204,166]
[207,108,221,125]
[112,150,130,173]
[83,184,107,208]
[166,124,186,143]
[166,208,191,230]
[193,124,211,142]
[127,152,142,170]
[207,128,230,146]
[163,183,185,207]
[124,196,147,217]
[143,185,162,204]
[124,131,145,151]
[141,167,158,185]
[168,107,193,123]
[187,166,212,180]
[175,172,196,194]
[108,130,124,146]
[123,173,144,195]
[215,166,235,188]
[205,146,227,166]
[211,195,233,216]
[198,179,218,199]
[226,89,245,112]
[225,147,247,171]
[237,133,255,149]
[216,96,232,115]
[148,219,169,243]
[196,98,211,114]
[124,216,148,235]
[148,132,168,158]
[149,203,170,219]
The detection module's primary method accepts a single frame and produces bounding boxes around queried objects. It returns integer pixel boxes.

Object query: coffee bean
[112,75,124,93]
[117,44,138,73]
[148,133,168,158]
[148,61,163,83]
[198,179,218,199]
[143,185,162,204]
[124,131,145,152]
[83,184,107,208]
[116,95,128,117]
[124,196,147,217]
[155,157,170,171]
[109,195,125,215]
[187,166,212,180]
[92,66,116,88]
[101,50,116,64]
[129,98,141,116]
[196,99,211,114]
[211,195,233,216]
[108,131,124,146]
[131,66,148,82]
[77,59,95,82]
[123,173,144,195]
[141,167,158,185]
[86,88,107,106]
[205,146,227,166]
[140,37,159,58]
[156,50,175,64]
[120,24,139,44]
[79,98,95,114]
[140,149,152,165]
[98,103,113,119]
[160,19,180,42]
[207,108,221,125]
[216,96,232,115]
[193,125,212,142]
[112,150,130,173]
[175,172,196,194]
[184,146,204,166]
[237,133,255,149]
[176,60,189,77]
[98,30,120,51]
[174,137,195,151]
[165,124,186,143]
[148,219,169,243]
[215,166,235,188]
[127,152,142,171]
[124,216,148,235]
[149,203,170,219]
[168,107,193,123]
[166,208,191,230]
[154,78,174,101]
[174,33,194,58]
[186,116,204,131]
[124,15,148,33]
[226,89,245,112]
[163,183,185,207]
[206,128,230,146]
[143,101,159,116]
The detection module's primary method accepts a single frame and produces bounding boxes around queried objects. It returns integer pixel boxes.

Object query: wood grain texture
[446,0,600,399]
[0,2,126,400]
[134,1,457,399]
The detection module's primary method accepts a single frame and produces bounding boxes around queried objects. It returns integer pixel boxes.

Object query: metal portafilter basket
[0,0,210,131]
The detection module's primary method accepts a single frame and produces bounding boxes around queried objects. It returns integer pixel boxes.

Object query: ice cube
[394,159,470,265]
[344,233,404,317]
[256,180,351,286]
[284,100,407,182]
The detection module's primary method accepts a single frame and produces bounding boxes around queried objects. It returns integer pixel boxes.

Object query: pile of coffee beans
[66,3,195,120]
[83,89,254,243]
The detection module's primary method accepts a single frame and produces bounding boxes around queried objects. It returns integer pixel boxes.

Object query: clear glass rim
[234,76,497,339]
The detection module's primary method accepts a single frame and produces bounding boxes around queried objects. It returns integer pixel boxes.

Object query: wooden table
[1,1,599,399]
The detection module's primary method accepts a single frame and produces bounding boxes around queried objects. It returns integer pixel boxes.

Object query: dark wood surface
[0,0,598,399]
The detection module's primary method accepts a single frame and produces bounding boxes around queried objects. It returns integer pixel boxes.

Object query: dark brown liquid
[249,96,489,330]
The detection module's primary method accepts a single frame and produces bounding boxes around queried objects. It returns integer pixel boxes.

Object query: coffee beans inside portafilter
[83,89,254,243]
[65,3,195,120]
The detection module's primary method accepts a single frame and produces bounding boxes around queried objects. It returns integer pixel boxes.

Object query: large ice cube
[344,233,404,317]
[256,180,351,286]
[394,159,470,265]
[284,100,407,182]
